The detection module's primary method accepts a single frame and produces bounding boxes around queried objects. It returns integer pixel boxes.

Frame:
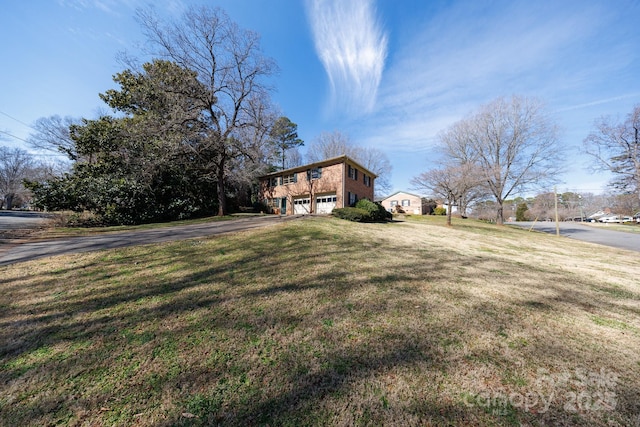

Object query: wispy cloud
[58,0,146,16]
[306,0,388,116]
[556,93,640,113]
[356,0,636,153]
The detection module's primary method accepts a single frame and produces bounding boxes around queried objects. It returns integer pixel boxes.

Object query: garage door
[316,194,337,214]
[293,197,311,214]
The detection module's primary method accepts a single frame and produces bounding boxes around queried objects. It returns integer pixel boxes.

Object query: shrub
[433,207,447,216]
[333,200,391,223]
[252,200,269,214]
[332,207,370,222]
[516,203,530,221]
[52,211,107,228]
[355,199,391,221]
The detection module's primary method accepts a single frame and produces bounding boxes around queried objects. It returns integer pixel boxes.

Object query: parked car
[598,215,615,223]
[599,215,633,223]
[634,212,640,223]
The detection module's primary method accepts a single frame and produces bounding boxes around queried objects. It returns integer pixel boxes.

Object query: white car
[599,215,633,223]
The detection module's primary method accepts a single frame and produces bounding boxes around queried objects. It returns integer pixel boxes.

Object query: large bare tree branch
[306,130,393,197]
[27,115,78,160]
[584,105,640,201]
[135,5,277,215]
[429,95,563,224]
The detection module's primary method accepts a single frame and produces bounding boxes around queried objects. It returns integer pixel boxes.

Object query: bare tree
[285,147,304,169]
[528,192,556,221]
[227,94,280,205]
[0,146,36,209]
[583,105,640,204]
[575,192,618,218]
[411,162,484,225]
[306,130,392,197]
[353,146,392,197]
[440,95,562,225]
[136,5,277,215]
[306,131,356,162]
[609,193,638,216]
[438,118,478,165]
[27,115,78,159]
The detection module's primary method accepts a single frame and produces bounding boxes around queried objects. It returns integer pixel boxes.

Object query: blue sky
[1,0,639,197]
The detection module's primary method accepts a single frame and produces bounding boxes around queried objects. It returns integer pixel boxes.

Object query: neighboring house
[258,155,376,215]
[587,210,611,222]
[441,203,459,215]
[380,191,429,215]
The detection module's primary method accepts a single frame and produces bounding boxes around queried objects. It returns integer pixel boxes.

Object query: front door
[280,197,287,215]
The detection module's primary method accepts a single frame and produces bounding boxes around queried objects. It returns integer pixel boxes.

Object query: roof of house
[259,155,378,179]
[380,191,424,201]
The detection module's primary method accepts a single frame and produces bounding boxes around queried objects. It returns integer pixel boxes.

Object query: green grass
[1,216,639,426]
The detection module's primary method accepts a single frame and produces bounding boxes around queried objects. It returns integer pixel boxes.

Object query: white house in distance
[380,191,429,215]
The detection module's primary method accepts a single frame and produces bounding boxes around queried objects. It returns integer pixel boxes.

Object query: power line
[0,110,36,131]
[0,130,67,159]
[0,129,29,143]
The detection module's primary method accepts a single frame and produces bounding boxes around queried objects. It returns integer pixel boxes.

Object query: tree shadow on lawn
[1,221,639,426]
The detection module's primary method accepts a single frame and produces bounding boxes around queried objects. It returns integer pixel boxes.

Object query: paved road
[0,215,301,266]
[0,211,53,229]
[508,221,640,252]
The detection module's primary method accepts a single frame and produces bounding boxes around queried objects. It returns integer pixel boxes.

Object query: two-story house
[258,155,376,215]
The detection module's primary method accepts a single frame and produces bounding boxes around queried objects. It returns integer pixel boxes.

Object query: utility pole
[554,186,560,236]
[578,194,584,221]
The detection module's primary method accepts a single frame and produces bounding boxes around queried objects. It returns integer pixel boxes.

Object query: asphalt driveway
[507,221,640,252]
[0,215,301,266]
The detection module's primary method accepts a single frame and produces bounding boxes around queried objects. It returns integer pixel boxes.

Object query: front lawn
[1,217,638,426]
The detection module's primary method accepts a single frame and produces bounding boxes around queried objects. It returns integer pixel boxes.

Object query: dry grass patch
[1,216,639,426]
[29,214,239,239]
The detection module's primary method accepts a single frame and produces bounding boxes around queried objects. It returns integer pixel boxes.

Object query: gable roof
[380,191,424,201]
[259,155,378,179]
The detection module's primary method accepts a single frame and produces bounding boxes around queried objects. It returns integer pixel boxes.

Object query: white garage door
[294,197,311,214]
[316,194,337,214]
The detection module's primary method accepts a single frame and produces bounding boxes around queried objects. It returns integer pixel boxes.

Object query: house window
[269,177,279,187]
[282,173,297,184]
[401,199,411,207]
[390,200,398,207]
[307,167,322,180]
[363,174,371,187]
[348,192,358,205]
[266,198,279,208]
[317,195,337,203]
[348,165,358,180]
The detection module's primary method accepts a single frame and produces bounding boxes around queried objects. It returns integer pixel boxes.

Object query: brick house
[380,191,430,215]
[258,156,376,215]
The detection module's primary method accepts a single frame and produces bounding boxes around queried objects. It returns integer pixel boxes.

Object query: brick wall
[259,162,345,214]
[344,160,375,205]
[259,157,376,214]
